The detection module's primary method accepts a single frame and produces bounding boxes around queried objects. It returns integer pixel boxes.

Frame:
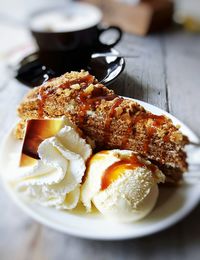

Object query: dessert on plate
[16,70,189,184]
[7,70,189,223]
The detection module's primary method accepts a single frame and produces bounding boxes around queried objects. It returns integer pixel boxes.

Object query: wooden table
[0,27,200,260]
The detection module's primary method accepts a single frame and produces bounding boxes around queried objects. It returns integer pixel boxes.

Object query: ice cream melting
[11,118,92,210]
[81,150,165,222]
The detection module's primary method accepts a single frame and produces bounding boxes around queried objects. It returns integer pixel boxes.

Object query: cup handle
[97,26,122,49]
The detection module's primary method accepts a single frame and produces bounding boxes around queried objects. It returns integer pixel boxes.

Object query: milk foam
[30,3,102,32]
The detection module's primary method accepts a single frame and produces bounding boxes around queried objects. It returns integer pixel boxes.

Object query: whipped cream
[10,119,92,210]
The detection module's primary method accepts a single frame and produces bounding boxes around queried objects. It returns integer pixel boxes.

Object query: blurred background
[1,0,200,56]
[0,1,200,260]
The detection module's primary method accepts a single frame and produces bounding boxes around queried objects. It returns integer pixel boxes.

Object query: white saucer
[0,98,200,240]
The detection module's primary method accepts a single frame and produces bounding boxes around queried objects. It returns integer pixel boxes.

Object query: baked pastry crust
[16,70,189,184]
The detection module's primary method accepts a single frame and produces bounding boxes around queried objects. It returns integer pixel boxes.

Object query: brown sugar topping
[135,113,167,152]
[37,74,95,117]
[38,88,48,118]
[104,97,124,143]
[76,87,117,123]
[59,74,94,89]
[133,112,166,126]
[121,113,167,151]
[163,133,170,142]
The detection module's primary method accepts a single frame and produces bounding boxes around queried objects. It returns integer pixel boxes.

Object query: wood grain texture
[112,33,168,111]
[0,29,200,260]
[163,30,200,135]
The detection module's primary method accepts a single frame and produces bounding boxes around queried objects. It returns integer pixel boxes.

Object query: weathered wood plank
[112,33,168,110]
[163,30,200,135]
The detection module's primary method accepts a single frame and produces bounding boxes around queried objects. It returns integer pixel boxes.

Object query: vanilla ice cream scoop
[81,150,165,222]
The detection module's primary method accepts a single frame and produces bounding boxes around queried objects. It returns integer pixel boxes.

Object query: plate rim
[1,97,200,240]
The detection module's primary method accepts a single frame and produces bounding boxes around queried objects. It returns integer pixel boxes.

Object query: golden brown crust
[16,70,189,184]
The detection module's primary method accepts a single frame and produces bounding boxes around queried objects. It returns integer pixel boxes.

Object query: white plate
[0,98,200,240]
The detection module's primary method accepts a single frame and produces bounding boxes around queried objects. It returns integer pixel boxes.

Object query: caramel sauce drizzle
[101,155,144,190]
[105,97,124,129]
[163,133,170,143]
[121,124,133,149]
[38,87,48,118]
[81,151,109,184]
[36,73,170,153]
[132,112,166,126]
[104,97,124,143]
[122,112,167,152]
[59,74,94,89]
[136,113,166,153]
[101,154,158,190]
[37,74,94,118]
[76,90,117,124]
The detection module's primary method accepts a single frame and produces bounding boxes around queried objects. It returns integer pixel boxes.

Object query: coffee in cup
[30,2,122,74]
